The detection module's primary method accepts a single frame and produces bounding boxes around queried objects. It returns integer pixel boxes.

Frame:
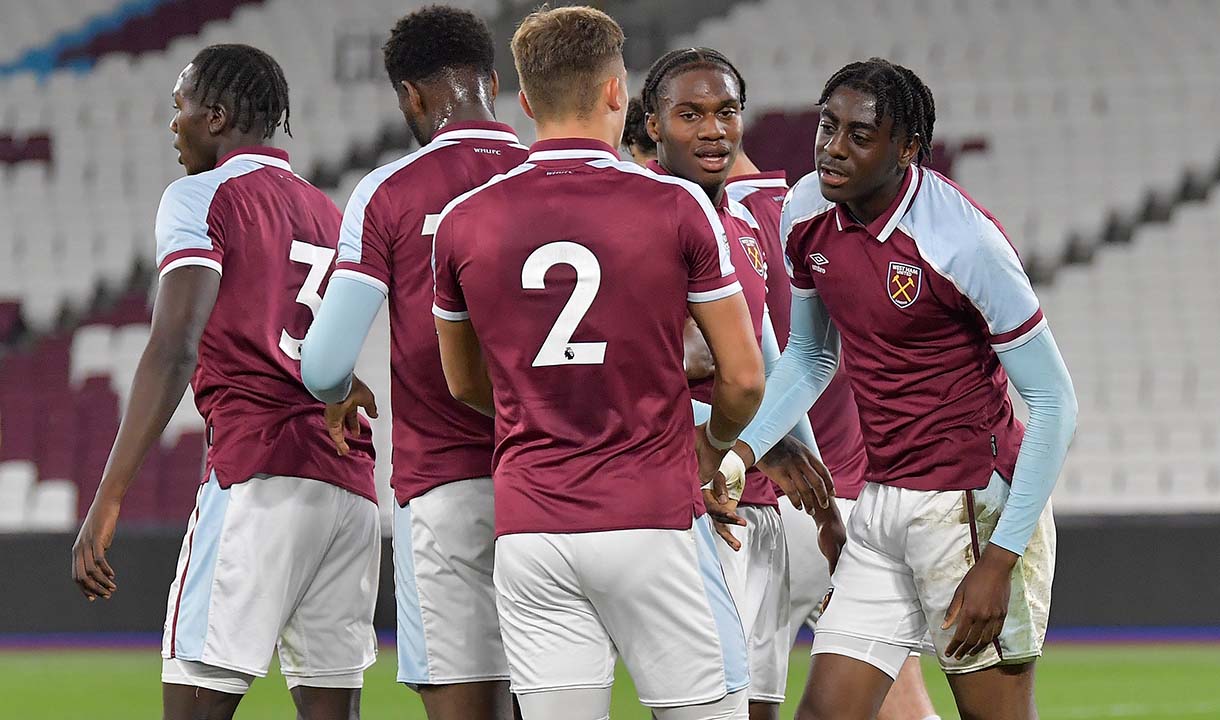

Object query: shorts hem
[398,672,512,687]
[281,657,377,679]
[164,653,270,679]
[640,681,747,709]
[511,680,616,696]
[811,646,901,681]
[748,693,785,704]
[813,628,923,652]
[940,650,1042,675]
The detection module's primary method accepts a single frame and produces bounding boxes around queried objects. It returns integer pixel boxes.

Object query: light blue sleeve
[300,275,386,404]
[689,307,820,459]
[990,328,1078,556]
[738,290,840,461]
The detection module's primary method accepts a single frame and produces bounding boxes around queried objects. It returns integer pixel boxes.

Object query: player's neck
[846,173,904,226]
[534,118,620,152]
[432,102,498,134]
[213,132,272,163]
[728,152,761,178]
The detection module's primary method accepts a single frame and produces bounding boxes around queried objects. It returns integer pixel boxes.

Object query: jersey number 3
[279,240,336,360]
[522,241,606,367]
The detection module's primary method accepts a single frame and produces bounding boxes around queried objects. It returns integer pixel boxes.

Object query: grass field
[4,644,1220,719]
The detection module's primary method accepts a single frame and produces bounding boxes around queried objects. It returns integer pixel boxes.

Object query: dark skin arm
[435,317,495,418]
[682,316,715,381]
[71,266,219,600]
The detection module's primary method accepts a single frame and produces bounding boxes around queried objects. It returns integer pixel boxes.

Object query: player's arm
[683,315,715,380]
[944,327,1076,658]
[300,276,385,455]
[435,318,494,417]
[71,266,219,601]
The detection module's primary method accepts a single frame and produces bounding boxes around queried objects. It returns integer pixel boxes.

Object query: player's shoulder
[598,159,723,226]
[904,167,1013,265]
[159,160,257,216]
[725,197,760,230]
[782,171,834,228]
[725,173,789,203]
[435,160,539,226]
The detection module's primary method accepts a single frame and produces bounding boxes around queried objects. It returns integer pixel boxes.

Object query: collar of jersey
[527,137,619,163]
[218,145,291,171]
[833,164,921,243]
[432,120,520,144]
[725,170,787,189]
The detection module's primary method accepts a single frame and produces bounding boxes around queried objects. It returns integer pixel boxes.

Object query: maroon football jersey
[333,122,528,506]
[154,147,376,501]
[783,165,1043,493]
[432,139,742,536]
[650,162,777,508]
[728,172,869,499]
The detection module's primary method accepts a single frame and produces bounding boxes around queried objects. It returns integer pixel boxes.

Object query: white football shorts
[493,514,749,711]
[161,472,380,693]
[394,476,509,687]
[813,473,1056,675]
[715,504,790,703]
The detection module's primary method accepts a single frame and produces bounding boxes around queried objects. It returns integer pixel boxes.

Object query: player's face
[815,86,913,216]
[650,68,743,199]
[169,64,218,175]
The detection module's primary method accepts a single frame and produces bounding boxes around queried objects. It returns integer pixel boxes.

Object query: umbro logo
[809,253,829,274]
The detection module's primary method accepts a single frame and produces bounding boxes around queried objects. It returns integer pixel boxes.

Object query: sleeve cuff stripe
[432,304,470,321]
[331,268,389,297]
[159,256,222,279]
[992,315,1048,352]
[688,281,743,303]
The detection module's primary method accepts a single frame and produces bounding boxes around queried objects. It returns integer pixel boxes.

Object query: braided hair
[621,97,655,154]
[641,47,746,115]
[189,44,291,139]
[818,58,934,165]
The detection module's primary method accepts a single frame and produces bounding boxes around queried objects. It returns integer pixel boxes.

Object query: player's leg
[909,473,1055,720]
[493,532,616,720]
[590,515,749,718]
[876,657,938,720]
[393,478,514,720]
[275,477,381,720]
[160,473,284,719]
[731,506,789,720]
[794,484,931,720]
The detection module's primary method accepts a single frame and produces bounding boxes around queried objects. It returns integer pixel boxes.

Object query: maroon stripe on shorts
[168,505,201,659]
[964,490,1005,661]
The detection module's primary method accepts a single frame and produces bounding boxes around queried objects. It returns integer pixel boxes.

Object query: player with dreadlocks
[72,44,379,720]
[301,6,527,720]
[726,57,1076,720]
[640,45,843,720]
[621,97,656,164]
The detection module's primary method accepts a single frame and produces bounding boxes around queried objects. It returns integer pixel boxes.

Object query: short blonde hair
[511,6,625,121]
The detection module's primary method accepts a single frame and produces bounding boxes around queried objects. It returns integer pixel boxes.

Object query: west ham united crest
[888,261,921,308]
[738,236,767,279]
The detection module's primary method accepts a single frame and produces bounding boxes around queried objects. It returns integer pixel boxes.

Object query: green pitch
[4,645,1219,719]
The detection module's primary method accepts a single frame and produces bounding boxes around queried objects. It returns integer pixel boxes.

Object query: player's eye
[851,133,870,145]
[680,112,699,121]
[718,108,738,118]
[818,121,835,133]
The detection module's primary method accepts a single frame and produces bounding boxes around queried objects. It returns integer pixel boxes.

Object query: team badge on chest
[738,236,767,279]
[888,261,922,308]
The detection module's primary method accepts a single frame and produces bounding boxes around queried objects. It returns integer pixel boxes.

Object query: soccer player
[70,45,379,720]
[431,7,795,719]
[727,152,941,720]
[640,46,834,720]
[298,7,527,720]
[729,58,1077,720]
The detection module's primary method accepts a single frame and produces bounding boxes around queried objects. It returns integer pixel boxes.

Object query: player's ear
[519,89,535,120]
[488,70,500,102]
[402,80,426,118]
[646,111,661,144]
[899,133,921,169]
[207,102,229,136]
[603,74,626,114]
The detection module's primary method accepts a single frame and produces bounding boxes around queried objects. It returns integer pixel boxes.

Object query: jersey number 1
[279,240,336,360]
[522,241,606,367]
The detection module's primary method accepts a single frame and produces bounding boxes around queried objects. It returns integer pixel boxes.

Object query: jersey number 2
[522,241,606,367]
[279,240,336,360]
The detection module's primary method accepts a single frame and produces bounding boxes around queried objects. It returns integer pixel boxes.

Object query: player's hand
[942,544,1018,659]
[712,518,743,552]
[814,499,847,575]
[324,376,378,456]
[71,497,120,601]
[756,435,834,514]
